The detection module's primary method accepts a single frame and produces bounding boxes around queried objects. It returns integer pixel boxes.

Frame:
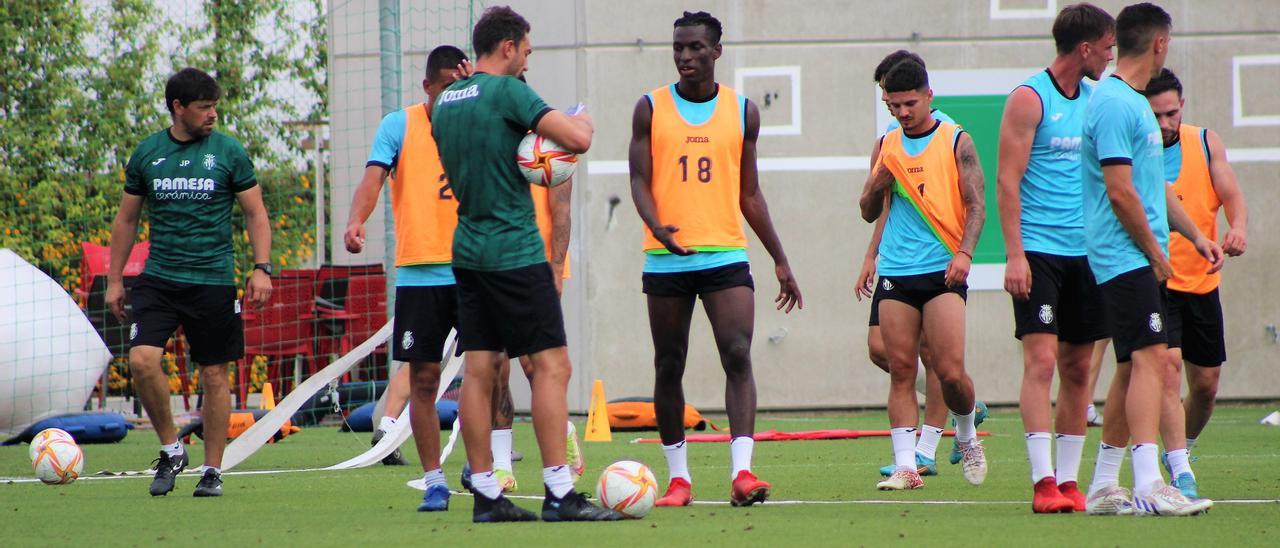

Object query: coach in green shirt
[431,6,618,523]
[106,67,273,499]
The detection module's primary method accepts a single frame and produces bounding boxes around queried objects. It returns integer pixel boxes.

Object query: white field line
[3,469,1277,507]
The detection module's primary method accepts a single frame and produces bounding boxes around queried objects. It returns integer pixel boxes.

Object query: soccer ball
[516,133,577,187]
[596,460,658,518]
[32,439,84,485]
[28,427,74,461]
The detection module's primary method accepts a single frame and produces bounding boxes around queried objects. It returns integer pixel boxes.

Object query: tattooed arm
[947,131,986,288]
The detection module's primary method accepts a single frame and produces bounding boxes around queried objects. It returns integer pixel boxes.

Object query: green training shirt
[431,73,552,271]
[123,129,257,285]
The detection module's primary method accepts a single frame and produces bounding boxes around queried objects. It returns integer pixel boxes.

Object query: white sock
[491,429,513,472]
[423,468,447,489]
[1165,448,1194,479]
[205,466,221,475]
[543,465,574,498]
[891,427,918,470]
[1131,443,1163,496]
[953,407,977,444]
[915,425,944,460]
[1054,434,1086,485]
[378,415,397,432]
[1087,443,1126,497]
[1186,437,1197,452]
[730,436,754,479]
[471,470,502,499]
[663,441,691,482]
[1086,404,1100,422]
[162,440,184,457]
[1025,432,1053,483]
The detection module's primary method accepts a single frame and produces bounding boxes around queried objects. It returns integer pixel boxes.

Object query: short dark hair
[874,50,925,83]
[472,6,530,57]
[1143,67,1183,98]
[673,11,722,44]
[425,45,468,81]
[882,59,929,93]
[1116,2,1171,57]
[1053,3,1116,55]
[164,68,221,114]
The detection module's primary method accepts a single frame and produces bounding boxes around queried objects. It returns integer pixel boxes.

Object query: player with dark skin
[629,14,802,507]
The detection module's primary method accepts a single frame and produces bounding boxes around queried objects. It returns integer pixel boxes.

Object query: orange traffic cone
[259,382,275,410]
[584,379,612,442]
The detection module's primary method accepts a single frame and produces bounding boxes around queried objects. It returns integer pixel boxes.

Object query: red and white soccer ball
[28,427,75,461]
[517,133,577,187]
[32,438,84,485]
[596,460,658,519]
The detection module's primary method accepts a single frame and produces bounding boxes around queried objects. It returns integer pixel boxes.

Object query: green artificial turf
[2,405,1277,546]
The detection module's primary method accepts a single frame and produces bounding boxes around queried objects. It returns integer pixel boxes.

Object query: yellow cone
[259,382,276,410]
[584,379,612,442]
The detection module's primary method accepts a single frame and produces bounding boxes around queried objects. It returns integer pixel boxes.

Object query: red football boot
[730,470,771,507]
[655,477,693,507]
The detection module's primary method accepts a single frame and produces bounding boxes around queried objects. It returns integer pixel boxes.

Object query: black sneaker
[472,493,538,523]
[371,429,407,466]
[193,469,223,497]
[149,449,189,496]
[541,488,625,522]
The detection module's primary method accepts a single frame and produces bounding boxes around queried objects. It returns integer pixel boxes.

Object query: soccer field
[3,405,1277,546]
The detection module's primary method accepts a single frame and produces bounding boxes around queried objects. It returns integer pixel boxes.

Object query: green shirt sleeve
[124,147,146,196]
[230,141,257,192]
[500,76,551,132]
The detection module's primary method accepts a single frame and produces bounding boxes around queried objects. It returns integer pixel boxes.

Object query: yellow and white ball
[516,133,577,187]
[32,438,84,485]
[596,460,658,518]
[28,428,74,461]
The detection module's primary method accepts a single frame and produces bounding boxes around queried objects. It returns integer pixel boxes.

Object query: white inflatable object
[0,249,112,437]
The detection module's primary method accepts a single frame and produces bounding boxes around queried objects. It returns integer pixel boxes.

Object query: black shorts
[1012,252,1109,343]
[1166,288,1226,367]
[1099,266,1168,363]
[453,263,567,358]
[128,273,242,365]
[868,290,884,327]
[873,271,967,312]
[392,285,458,363]
[641,262,754,298]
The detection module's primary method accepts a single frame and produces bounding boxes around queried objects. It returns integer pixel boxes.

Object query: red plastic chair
[339,273,388,354]
[77,242,195,410]
[237,274,318,407]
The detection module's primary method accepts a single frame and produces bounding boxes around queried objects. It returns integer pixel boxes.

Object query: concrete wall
[330,0,1280,411]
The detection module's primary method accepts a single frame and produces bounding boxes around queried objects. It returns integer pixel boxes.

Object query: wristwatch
[253,262,273,276]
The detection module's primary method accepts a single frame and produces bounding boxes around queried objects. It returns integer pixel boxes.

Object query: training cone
[259,382,276,410]
[1261,410,1280,426]
[584,379,612,442]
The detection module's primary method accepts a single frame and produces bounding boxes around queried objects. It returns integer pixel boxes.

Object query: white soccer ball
[32,439,84,485]
[596,460,658,519]
[516,133,577,187]
[28,428,75,461]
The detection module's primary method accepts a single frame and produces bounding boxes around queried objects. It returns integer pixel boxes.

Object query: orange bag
[606,398,721,432]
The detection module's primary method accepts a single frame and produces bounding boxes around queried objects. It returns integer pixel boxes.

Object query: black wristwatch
[253,262,273,276]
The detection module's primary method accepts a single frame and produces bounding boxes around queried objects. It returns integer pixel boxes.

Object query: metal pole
[313,125,325,267]
[377,0,400,312]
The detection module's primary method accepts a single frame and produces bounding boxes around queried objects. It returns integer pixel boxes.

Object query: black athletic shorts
[868,289,884,327]
[1098,266,1168,363]
[128,273,243,365]
[1166,287,1226,367]
[392,284,459,363]
[1012,252,1109,343]
[873,271,967,312]
[641,262,754,298]
[453,263,567,358]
